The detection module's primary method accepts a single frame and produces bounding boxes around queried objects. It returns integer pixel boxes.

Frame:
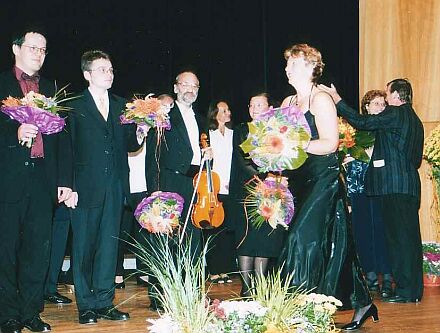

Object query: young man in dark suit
[320,78,424,303]
[64,50,136,324]
[0,28,72,333]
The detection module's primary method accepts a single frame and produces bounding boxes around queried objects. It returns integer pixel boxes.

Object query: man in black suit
[320,78,424,303]
[0,27,72,333]
[64,50,136,324]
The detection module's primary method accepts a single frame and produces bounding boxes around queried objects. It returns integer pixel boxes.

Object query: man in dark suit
[145,71,207,309]
[0,27,72,333]
[64,50,136,324]
[320,78,424,303]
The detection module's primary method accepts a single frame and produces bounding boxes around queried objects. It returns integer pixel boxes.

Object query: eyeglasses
[176,82,200,90]
[21,44,48,55]
[369,101,386,108]
[89,67,114,75]
[248,103,268,108]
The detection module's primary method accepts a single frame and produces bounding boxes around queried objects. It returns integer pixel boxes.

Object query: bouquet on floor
[1,87,74,147]
[422,243,440,276]
[240,105,311,173]
[134,191,184,234]
[209,300,267,333]
[243,175,294,230]
[338,117,375,164]
[120,94,171,134]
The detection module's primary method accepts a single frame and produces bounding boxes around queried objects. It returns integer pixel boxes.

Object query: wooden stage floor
[42,276,440,332]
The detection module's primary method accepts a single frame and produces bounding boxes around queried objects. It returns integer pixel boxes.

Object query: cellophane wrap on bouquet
[1,90,73,135]
[120,94,171,131]
[244,176,294,230]
[134,191,184,234]
[240,105,311,173]
[338,117,375,164]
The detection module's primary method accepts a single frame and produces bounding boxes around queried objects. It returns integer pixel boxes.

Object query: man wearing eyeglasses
[62,50,138,325]
[145,71,207,303]
[0,27,73,333]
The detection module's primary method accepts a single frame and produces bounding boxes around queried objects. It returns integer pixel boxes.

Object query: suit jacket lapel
[171,104,192,148]
[83,89,108,127]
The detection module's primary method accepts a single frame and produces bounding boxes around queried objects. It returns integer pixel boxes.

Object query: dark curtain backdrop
[0,0,358,123]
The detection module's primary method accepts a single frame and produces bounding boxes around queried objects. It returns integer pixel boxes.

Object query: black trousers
[382,193,423,300]
[0,162,53,323]
[44,205,70,295]
[202,194,237,275]
[116,191,148,276]
[70,178,123,311]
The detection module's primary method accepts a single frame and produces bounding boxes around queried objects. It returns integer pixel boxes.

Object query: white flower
[147,315,181,333]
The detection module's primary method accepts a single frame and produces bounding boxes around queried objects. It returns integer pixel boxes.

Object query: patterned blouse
[345,160,369,196]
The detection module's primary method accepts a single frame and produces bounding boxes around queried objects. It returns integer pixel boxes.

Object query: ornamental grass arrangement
[135,235,341,333]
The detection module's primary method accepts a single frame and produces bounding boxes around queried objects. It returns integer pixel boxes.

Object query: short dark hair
[250,92,272,107]
[12,25,47,46]
[387,78,413,104]
[81,50,111,72]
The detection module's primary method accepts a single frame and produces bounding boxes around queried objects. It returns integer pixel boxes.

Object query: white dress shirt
[88,88,109,120]
[176,101,201,165]
[210,127,233,195]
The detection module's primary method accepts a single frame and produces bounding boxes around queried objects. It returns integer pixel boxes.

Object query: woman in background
[204,100,237,284]
[230,93,287,297]
[345,90,393,299]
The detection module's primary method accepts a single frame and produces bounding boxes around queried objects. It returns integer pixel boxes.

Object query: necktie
[30,132,44,158]
[21,72,40,83]
[97,96,108,121]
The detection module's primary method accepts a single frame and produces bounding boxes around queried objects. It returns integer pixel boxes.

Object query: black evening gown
[230,123,286,258]
[278,111,371,309]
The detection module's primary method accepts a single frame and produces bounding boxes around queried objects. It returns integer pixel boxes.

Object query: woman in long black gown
[277,43,377,331]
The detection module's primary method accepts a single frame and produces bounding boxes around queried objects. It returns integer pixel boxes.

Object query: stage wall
[360,0,440,241]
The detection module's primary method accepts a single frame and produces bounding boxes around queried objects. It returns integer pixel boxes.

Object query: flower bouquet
[243,176,294,230]
[240,105,311,173]
[209,300,267,333]
[1,87,74,147]
[424,124,440,225]
[338,118,375,164]
[134,191,184,234]
[120,94,171,133]
[422,242,440,286]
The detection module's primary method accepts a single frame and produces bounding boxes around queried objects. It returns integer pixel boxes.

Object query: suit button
[104,168,108,173]
[104,150,109,154]
[24,161,29,166]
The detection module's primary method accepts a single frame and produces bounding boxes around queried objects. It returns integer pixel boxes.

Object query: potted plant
[422,242,440,286]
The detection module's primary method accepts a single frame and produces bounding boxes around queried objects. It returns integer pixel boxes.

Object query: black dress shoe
[149,298,164,312]
[78,310,97,324]
[341,303,379,331]
[382,295,420,303]
[1,319,22,333]
[380,285,393,299]
[23,315,51,332]
[95,306,130,321]
[44,292,72,304]
[115,281,125,289]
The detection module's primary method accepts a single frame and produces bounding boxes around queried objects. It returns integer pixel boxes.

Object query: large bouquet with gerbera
[243,176,294,230]
[338,117,375,164]
[424,124,440,224]
[240,105,311,173]
[1,87,74,147]
[134,191,184,234]
[120,94,171,130]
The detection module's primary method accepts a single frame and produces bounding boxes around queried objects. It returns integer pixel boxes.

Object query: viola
[191,133,225,229]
